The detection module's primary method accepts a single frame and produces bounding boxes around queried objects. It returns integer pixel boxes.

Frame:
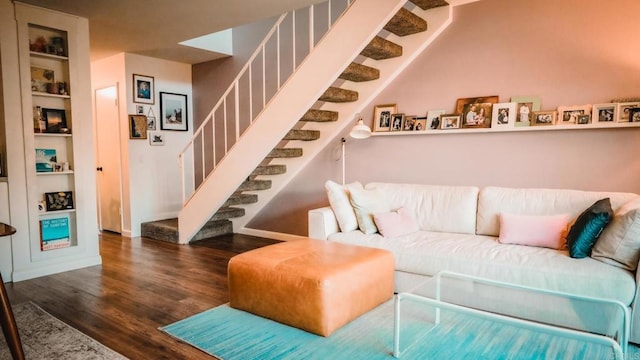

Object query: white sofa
[308,182,640,343]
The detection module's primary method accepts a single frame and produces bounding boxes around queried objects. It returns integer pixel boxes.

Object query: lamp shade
[349,119,372,139]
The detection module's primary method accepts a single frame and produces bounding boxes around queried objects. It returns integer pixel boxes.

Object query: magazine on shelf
[40,217,70,251]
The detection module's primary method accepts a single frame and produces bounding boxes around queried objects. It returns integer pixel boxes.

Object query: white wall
[92,53,192,237]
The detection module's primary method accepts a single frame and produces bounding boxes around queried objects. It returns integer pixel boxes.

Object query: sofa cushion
[498,213,569,249]
[566,198,613,258]
[325,180,359,232]
[328,230,636,306]
[477,187,637,237]
[374,207,419,238]
[347,183,390,235]
[365,183,479,235]
[592,198,640,270]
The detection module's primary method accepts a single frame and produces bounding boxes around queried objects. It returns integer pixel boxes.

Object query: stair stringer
[178,0,409,244]
[232,5,453,235]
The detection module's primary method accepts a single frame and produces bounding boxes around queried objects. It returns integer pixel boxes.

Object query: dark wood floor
[3,232,280,359]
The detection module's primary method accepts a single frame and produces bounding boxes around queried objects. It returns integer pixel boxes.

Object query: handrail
[179,0,354,204]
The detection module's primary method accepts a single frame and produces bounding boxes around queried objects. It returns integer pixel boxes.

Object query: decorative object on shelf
[348,113,372,139]
[372,104,396,132]
[426,110,445,130]
[413,117,427,131]
[491,102,516,128]
[129,115,148,139]
[44,191,74,212]
[456,96,498,129]
[147,108,157,131]
[41,108,67,133]
[35,148,56,172]
[510,96,541,127]
[390,114,404,131]
[133,74,155,104]
[149,132,165,146]
[160,92,188,131]
[618,102,640,122]
[30,33,66,57]
[557,105,592,125]
[30,66,54,93]
[592,103,617,123]
[33,106,47,133]
[40,217,70,251]
[440,114,461,129]
[531,111,556,126]
[37,200,46,212]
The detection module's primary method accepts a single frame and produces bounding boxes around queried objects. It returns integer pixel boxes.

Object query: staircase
[141,0,455,244]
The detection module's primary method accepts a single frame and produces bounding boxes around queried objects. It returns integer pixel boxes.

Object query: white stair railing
[179,0,354,205]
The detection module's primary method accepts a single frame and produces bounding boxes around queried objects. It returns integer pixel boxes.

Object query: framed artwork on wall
[129,114,148,139]
[618,102,640,122]
[148,132,165,146]
[44,191,74,211]
[510,96,541,127]
[133,74,155,104]
[531,111,556,126]
[592,103,617,124]
[413,117,427,131]
[372,104,396,132]
[557,105,591,125]
[41,108,68,133]
[426,110,445,130]
[160,92,188,131]
[490,102,516,128]
[440,114,461,129]
[390,113,404,131]
[456,96,498,129]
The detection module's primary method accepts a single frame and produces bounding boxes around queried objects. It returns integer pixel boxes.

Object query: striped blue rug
[160,299,628,359]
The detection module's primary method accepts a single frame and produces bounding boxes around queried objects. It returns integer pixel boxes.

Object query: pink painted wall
[247,0,640,235]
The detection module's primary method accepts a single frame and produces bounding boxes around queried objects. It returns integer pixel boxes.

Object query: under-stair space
[142,0,453,244]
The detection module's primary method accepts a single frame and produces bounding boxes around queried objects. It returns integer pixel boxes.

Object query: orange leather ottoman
[228,239,394,337]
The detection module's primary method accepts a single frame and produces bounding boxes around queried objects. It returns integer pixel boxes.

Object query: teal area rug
[160,299,638,359]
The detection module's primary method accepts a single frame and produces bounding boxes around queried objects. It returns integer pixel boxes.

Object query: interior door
[95,85,122,233]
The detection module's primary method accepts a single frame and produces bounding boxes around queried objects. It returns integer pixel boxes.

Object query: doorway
[95,85,123,233]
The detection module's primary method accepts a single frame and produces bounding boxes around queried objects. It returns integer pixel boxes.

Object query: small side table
[0,223,24,360]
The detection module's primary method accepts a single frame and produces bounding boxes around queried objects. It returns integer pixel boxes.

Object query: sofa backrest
[365,183,479,235]
[477,186,639,236]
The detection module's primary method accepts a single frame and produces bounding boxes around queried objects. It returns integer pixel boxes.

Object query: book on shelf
[40,217,70,251]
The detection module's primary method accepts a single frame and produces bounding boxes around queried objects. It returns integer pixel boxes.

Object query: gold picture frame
[531,111,556,126]
[129,114,148,139]
[372,104,397,132]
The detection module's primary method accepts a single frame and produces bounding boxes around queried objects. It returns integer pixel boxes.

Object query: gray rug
[0,302,127,360]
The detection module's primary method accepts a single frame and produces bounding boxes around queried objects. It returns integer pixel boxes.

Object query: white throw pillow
[347,183,390,234]
[592,198,640,271]
[373,207,420,238]
[325,180,359,232]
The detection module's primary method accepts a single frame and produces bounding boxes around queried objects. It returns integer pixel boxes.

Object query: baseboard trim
[237,228,307,242]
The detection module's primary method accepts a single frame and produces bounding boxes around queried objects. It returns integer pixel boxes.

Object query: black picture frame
[44,191,74,212]
[160,92,188,131]
[41,108,67,133]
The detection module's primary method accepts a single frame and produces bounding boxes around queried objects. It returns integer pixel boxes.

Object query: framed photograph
[629,108,640,123]
[491,102,516,128]
[30,66,55,93]
[147,108,157,131]
[129,114,148,139]
[413,117,427,131]
[372,104,397,132]
[390,113,404,131]
[35,148,56,173]
[45,191,74,211]
[136,105,144,115]
[403,115,416,131]
[426,110,446,130]
[531,111,556,126]
[456,96,498,128]
[557,105,592,125]
[511,96,541,127]
[618,102,640,122]
[133,74,154,104]
[440,114,461,130]
[160,92,188,131]
[592,103,617,123]
[41,108,67,133]
[148,132,165,146]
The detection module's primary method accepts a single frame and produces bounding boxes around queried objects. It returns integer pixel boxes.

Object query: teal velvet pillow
[567,198,613,258]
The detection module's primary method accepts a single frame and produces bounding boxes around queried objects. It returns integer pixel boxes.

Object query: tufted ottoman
[228,239,394,336]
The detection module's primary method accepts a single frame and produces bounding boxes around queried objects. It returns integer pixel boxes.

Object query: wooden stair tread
[251,164,287,176]
[224,193,259,207]
[361,36,403,60]
[300,109,339,122]
[284,129,320,141]
[141,218,233,244]
[267,148,303,158]
[237,179,272,191]
[319,86,358,103]
[211,207,245,221]
[384,7,428,37]
[410,0,449,11]
[339,62,380,82]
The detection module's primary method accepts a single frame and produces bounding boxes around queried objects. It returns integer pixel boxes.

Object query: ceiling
[18,0,322,64]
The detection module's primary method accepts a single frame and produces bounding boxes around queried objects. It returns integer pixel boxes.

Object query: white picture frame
[617,102,640,122]
[557,105,592,125]
[491,102,516,128]
[592,103,618,124]
[148,132,165,146]
[426,110,446,130]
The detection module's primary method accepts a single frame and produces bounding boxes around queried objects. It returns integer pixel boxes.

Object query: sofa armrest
[308,207,339,240]
[631,268,640,343]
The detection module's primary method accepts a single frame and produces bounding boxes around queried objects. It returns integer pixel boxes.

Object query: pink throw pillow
[373,207,420,238]
[498,213,570,249]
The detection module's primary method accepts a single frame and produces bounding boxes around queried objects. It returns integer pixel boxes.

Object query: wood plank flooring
[3,232,280,359]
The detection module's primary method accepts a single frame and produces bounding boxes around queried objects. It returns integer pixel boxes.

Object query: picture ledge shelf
[34,133,72,138]
[39,209,76,215]
[372,121,640,136]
